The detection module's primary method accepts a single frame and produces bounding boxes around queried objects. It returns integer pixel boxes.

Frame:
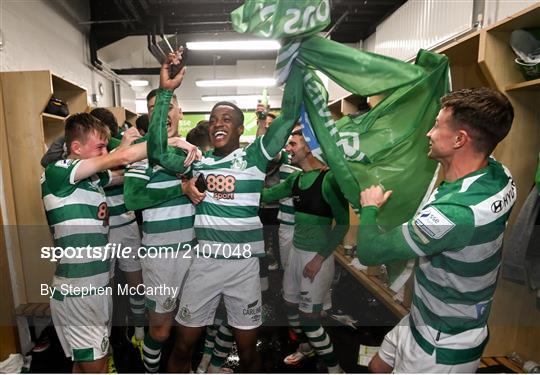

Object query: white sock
[134,327,145,340]
[197,353,212,372]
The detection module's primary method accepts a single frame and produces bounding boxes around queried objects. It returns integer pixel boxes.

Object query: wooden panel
[492,90,540,226]
[485,278,540,358]
[506,77,540,92]
[479,5,540,92]
[42,113,66,147]
[0,73,32,305]
[496,357,523,373]
[0,184,20,359]
[437,31,481,66]
[1,71,87,303]
[52,75,87,115]
[106,107,127,125]
[0,76,19,355]
[343,206,359,248]
[1,72,55,303]
[334,247,408,318]
[479,30,525,92]
[125,109,139,125]
[2,71,51,226]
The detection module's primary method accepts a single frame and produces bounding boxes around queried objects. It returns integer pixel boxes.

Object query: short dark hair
[136,114,149,133]
[267,112,276,120]
[65,113,110,154]
[211,101,244,126]
[90,108,119,137]
[196,120,210,130]
[186,122,211,149]
[146,89,177,103]
[441,88,514,155]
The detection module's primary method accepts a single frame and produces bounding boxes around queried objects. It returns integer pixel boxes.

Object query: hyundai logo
[491,200,503,213]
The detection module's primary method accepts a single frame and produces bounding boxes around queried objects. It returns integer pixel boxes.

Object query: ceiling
[89,0,407,72]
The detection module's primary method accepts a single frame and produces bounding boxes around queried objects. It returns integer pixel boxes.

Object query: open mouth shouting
[212,130,229,146]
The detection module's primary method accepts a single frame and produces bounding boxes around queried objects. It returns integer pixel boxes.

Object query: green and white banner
[231,0,449,288]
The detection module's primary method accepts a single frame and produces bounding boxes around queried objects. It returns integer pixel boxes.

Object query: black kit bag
[45,97,69,117]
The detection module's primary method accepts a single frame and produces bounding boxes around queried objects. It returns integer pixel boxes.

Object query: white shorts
[278,224,294,269]
[140,250,192,313]
[176,257,262,329]
[50,293,112,362]
[378,316,481,373]
[109,221,142,275]
[283,247,334,313]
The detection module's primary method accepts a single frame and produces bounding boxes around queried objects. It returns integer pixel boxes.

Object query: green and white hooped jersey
[125,159,196,252]
[105,185,136,229]
[403,158,516,362]
[191,136,273,258]
[41,159,111,290]
[277,162,301,226]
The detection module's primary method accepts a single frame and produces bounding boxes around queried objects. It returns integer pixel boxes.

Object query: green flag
[231,0,330,39]
[231,1,449,289]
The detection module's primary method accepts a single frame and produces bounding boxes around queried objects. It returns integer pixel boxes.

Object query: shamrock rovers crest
[179,305,191,321]
[231,155,247,170]
[101,336,109,353]
[163,297,175,311]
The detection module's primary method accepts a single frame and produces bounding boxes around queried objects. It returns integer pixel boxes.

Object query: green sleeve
[320,172,349,258]
[45,159,81,196]
[147,89,188,173]
[260,64,304,157]
[261,171,299,203]
[123,166,182,211]
[356,202,475,265]
[107,137,121,150]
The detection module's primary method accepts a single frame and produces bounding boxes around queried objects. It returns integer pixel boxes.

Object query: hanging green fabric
[231,0,450,288]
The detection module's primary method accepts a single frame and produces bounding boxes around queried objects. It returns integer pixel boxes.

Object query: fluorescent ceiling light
[187,40,280,51]
[201,95,263,102]
[129,80,149,87]
[196,78,276,88]
[135,99,147,114]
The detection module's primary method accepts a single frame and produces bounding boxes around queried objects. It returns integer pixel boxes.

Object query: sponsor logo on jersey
[97,202,109,226]
[206,174,236,200]
[491,181,516,213]
[243,299,261,316]
[56,159,74,168]
[414,206,455,239]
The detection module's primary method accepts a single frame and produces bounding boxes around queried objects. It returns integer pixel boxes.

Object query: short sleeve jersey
[401,158,516,360]
[41,159,111,290]
[191,136,273,258]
